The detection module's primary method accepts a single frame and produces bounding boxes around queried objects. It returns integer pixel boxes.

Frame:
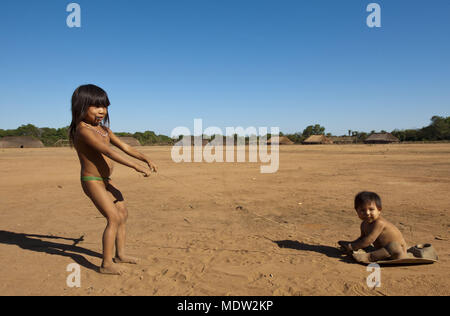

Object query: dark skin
[74,104,157,275]
[338,201,407,263]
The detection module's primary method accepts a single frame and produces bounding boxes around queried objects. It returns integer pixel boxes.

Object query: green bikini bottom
[81,176,111,182]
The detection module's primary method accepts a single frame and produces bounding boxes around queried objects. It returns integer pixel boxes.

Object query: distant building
[118,137,141,146]
[303,135,333,145]
[0,136,44,148]
[267,136,294,145]
[329,136,357,144]
[173,136,210,146]
[364,133,400,144]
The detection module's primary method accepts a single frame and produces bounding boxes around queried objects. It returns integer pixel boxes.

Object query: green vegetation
[391,116,450,142]
[283,116,450,144]
[0,124,69,146]
[115,131,173,145]
[285,124,326,143]
[1,116,449,146]
[0,124,173,146]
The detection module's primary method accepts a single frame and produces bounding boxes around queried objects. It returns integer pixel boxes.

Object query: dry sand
[0,144,449,296]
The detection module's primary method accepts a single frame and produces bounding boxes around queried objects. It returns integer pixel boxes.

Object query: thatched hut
[364,133,400,144]
[329,136,357,144]
[222,136,237,145]
[54,139,71,147]
[303,135,333,145]
[207,136,237,146]
[173,136,210,146]
[196,136,210,146]
[118,137,141,146]
[267,136,294,145]
[0,136,44,148]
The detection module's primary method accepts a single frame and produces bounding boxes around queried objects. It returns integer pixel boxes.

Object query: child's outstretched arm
[108,129,158,173]
[78,127,151,177]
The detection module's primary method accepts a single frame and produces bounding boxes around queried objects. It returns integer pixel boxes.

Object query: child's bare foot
[114,255,139,265]
[99,263,123,275]
[352,251,371,264]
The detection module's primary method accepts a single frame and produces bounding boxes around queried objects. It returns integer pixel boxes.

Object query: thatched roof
[267,136,294,145]
[207,136,237,145]
[303,135,333,144]
[329,136,357,144]
[118,137,141,146]
[173,136,210,146]
[0,136,44,148]
[222,136,237,145]
[364,133,399,144]
[54,139,70,147]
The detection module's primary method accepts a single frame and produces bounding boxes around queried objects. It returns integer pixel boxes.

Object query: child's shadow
[273,240,354,263]
[0,230,102,272]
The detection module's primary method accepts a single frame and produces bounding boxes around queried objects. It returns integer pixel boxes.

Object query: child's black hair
[354,191,382,210]
[69,84,110,147]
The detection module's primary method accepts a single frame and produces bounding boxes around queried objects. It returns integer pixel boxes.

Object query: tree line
[0,116,449,146]
[283,116,450,144]
[0,124,173,146]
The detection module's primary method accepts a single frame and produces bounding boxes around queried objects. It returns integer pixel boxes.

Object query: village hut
[206,136,236,146]
[118,136,141,146]
[54,139,71,147]
[173,137,190,146]
[222,136,237,145]
[267,136,294,145]
[197,136,210,146]
[364,133,400,144]
[329,136,357,144]
[174,136,210,146]
[303,135,333,145]
[0,136,44,148]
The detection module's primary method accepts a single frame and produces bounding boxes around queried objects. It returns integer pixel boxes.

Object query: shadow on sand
[0,230,101,272]
[273,240,355,263]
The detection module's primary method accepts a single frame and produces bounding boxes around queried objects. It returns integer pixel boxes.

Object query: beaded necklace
[81,121,108,137]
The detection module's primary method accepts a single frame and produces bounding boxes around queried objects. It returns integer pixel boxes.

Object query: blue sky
[0,0,449,136]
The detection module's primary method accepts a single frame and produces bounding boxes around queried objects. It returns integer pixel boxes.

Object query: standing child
[69,84,157,275]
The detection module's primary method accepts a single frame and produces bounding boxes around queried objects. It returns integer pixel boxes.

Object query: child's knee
[117,206,128,223]
[368,248,390,262]
[107,213,121,226]
[385,242,406,259]
[119,212,128,224]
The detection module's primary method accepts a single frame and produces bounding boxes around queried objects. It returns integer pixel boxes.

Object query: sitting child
[338,191,408,263]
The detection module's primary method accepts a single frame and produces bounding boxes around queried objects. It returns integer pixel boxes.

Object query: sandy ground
[0,144,449,296]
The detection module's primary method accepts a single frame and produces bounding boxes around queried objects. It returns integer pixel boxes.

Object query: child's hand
[135,165,151,177]
[146,160,158,173]
[338,241,353,254]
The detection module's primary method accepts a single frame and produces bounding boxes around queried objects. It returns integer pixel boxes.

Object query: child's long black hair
[69,84,111,147]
